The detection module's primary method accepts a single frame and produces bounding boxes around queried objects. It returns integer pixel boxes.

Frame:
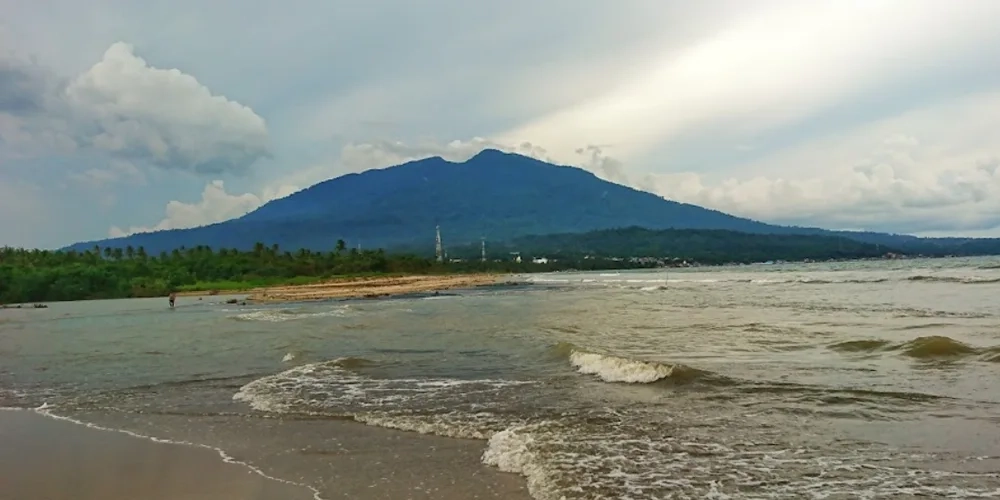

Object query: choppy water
[3,258,1000,499]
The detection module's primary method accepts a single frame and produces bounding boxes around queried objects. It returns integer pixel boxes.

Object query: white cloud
[64,42,269,174]
[640,91,1000,234]
[109,180,262,237]
[1,42,269,174]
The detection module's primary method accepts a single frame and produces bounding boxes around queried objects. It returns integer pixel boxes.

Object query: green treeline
[449,227,895,265]
[1,227,896,304]
[0,242,437,303]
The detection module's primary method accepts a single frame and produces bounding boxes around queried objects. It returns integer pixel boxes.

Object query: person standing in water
[168,292,176,308]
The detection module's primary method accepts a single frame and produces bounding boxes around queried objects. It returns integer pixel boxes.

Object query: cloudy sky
[4,0,1000,249]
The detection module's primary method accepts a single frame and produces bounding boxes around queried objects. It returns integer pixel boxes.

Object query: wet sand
[0,409,531,500]
[246,274,509,303]
[0,410,317,500]
[56,409,532,500]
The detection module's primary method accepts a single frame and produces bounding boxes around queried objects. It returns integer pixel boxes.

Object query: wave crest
[830,336,1000,362]
[829,339,893,352]
[899,336,977,359]
[569,351,679,384]
[552,343,705,384]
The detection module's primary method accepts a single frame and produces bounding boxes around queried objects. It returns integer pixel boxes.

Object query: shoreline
[1,408,531,500]
[178,273,518,303]
[0,409,319,500]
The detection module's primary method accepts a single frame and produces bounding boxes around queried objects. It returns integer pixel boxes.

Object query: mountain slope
[65,149,810,254]
[63,149,1000,256]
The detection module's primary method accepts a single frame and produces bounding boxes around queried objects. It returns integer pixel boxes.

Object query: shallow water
[3,257,1000,499]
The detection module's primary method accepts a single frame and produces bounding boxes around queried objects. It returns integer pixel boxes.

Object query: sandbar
[245,273,510,303]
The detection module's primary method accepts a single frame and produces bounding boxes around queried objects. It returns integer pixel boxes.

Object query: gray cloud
[0,43,269,175]
[576,145,629,185]
[0,63,46,114]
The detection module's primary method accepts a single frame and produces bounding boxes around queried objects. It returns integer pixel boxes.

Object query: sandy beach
[244,273,510,303]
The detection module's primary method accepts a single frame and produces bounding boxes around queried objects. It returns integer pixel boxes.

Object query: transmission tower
[435,225,443,262]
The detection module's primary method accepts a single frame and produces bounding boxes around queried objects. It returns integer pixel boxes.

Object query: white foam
[568,350,676,384]
[354,412,509,440]
[482,423,563,500]
[28,405,326,500]
[232,307,350,322]
[231,358,1000,500]
[233,359,536,418]
[479,415,1000,500]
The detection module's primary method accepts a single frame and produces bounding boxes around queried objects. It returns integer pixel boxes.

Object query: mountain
[64,149,1000,256]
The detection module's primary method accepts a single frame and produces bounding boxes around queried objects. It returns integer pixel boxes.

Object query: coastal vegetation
[447,227,893,265]
[0,242,448,303]
[2,227,894,304]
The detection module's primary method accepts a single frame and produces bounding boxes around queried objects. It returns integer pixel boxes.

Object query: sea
[2,257,1000,499]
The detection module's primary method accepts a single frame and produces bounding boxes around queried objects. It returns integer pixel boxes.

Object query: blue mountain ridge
[63,149,996,256]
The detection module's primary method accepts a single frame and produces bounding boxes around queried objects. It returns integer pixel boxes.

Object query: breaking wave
[551,342,706,384]
[230,306,352,322]
[906,275,1000,284]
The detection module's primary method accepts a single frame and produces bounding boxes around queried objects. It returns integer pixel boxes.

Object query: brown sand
[0,410,317,500]
[246,274,507,303]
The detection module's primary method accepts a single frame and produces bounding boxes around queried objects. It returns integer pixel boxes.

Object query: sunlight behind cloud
[498,0,1000,163]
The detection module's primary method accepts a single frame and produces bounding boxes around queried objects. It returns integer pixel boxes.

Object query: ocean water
[3,257,1000,499]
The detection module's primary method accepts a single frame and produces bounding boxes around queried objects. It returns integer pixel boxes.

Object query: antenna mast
[435,225,444,262]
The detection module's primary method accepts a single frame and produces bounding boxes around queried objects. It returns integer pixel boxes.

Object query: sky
[4,0,1000,249]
